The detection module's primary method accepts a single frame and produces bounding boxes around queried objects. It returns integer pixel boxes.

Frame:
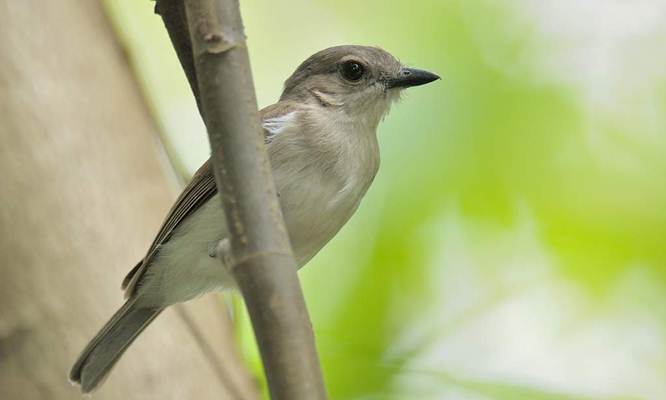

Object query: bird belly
[276,169,363,266]
[135,174,363,307]
[135,195,232,307]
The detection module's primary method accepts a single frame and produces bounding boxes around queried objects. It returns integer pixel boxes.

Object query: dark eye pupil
[342,61,364,81]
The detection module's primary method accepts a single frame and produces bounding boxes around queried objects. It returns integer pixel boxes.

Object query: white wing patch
[263,111,297,143]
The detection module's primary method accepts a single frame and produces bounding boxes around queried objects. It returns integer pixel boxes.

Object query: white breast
[268,109,380,265]
[136,107,380,307]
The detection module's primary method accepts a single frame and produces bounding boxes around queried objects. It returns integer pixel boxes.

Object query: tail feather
[69,298,162,393]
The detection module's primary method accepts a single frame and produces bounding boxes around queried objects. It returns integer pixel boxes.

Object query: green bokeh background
[105,1,666,398]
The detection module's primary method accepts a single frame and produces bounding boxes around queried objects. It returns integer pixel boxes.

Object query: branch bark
[158,0,328,398]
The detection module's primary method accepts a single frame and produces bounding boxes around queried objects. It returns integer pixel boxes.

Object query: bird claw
[208,241,219,258]
[209,239,233,269]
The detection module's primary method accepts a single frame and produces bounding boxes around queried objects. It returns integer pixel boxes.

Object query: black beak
[387,67,440,89]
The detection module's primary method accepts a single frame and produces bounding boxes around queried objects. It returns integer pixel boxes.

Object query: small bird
[69,45,439,392]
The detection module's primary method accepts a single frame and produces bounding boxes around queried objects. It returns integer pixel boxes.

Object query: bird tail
[69,298,162,393]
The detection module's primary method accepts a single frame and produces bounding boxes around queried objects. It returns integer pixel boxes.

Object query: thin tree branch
[174,304,250,400]
[154,0,329,398]
[154,0,202,115]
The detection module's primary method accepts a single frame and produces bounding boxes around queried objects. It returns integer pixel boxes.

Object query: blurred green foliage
[106,0,666,398]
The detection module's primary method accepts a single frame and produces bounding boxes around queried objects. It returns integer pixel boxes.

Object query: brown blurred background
[0,2,256,399]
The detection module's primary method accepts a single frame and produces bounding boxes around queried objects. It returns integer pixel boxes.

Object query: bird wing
[122,159,216,296]
[122,102,301,297]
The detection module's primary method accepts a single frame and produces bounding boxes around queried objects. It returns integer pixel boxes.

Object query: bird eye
[340,60,365,82]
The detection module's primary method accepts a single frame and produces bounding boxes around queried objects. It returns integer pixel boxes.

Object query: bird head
[280,45,439,127]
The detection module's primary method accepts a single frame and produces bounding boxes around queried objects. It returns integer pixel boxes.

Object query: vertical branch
[154,0,202,114]
[179,0,327,399]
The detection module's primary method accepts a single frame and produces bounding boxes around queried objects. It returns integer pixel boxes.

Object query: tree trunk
[0,1,257,399]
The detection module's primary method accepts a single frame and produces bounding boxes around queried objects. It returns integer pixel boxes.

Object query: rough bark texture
[179,0,327,398]
[0,1,257,399]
